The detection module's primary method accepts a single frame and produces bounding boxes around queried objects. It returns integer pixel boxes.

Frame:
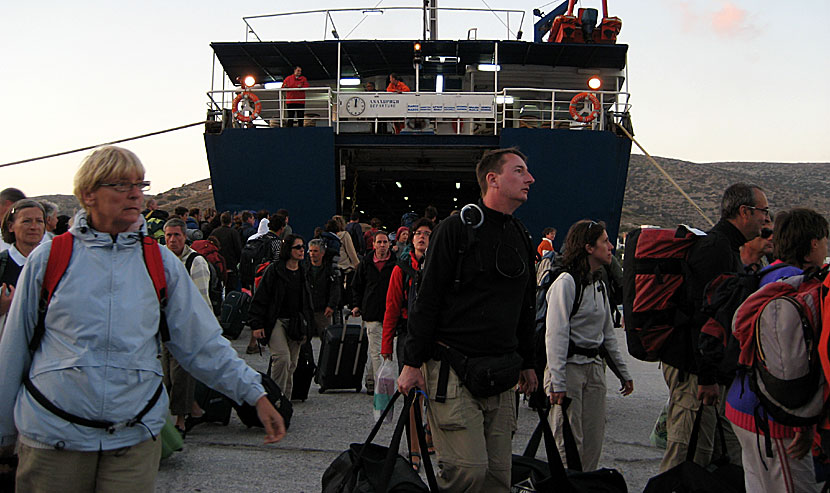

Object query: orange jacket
[283,74,309,103]
[386,80,410,93]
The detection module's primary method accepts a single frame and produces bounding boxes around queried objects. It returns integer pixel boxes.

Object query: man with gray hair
[659,182,770,472]
[39,200,59,242]
[162,217,211,435]
[306,238,341,337]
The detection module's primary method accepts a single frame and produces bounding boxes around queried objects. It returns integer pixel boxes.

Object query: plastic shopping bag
[649,397,669,449]
[373,359,398,423]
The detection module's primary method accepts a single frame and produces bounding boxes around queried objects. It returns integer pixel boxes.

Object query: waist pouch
[285,314,308,341]
[439,345,523,399]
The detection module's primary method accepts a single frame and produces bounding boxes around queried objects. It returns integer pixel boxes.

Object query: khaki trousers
[161,345,195,416]
[16,438,161,493]
[547,361,606,471]
[423,359,516,493]
[268,318,303,398]
[660,363,741,472]
[364,320,383,390]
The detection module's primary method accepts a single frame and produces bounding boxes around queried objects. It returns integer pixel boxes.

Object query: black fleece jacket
[403,203,536,369]
[351,252,396,322]
[248,261,314,340]
[659,219,746,384]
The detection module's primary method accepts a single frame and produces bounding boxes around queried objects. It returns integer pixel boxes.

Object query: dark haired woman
[0,200,47,329]
[249,234,314,399]
[544,220,633,470]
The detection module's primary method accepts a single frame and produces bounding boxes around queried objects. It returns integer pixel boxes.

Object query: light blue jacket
[0,211,264,451]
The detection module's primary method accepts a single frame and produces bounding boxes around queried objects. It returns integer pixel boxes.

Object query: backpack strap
[141,236,170,343]
[29,232,74,353]
[184,251,200,273]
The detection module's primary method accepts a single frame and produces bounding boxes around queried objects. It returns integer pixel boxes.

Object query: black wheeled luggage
[193,380,233,426]
[219,290,250,340]
[291,341,316,401]
[316,316,368,393]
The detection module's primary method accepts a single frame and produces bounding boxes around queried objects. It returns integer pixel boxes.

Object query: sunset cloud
[711,3,753,37]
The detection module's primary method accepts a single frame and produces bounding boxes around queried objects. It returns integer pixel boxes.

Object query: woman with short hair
[0,199,47,327]
[545,220,633,471]
[0,146,284,492]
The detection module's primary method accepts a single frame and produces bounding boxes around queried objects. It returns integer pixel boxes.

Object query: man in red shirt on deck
[387,73,410,134]
[283,66,309,127]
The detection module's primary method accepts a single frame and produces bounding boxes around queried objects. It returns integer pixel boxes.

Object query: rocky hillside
[34,157,830,233]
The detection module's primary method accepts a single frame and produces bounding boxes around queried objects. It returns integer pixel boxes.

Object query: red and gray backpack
[622,225,705,361]
[732,268,828,454]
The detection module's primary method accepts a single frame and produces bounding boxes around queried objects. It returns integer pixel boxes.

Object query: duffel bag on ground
[322,389,438,492]
[512,404,627,493]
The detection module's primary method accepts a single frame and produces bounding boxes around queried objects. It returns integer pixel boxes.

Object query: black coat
[351,252,396,322]
[248,260,314,340]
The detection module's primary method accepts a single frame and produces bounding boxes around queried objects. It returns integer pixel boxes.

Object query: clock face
[345,96,366,116]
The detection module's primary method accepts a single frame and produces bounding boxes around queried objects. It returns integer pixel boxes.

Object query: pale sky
[1,0,828,197]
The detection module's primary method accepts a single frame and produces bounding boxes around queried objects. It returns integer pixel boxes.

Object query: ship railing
[206,87,334,128]
[498,88,631,131]
[206,86,630,134]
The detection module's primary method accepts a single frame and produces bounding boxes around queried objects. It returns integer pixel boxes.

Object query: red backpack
[622,225,705,361]
[191,239,228,284]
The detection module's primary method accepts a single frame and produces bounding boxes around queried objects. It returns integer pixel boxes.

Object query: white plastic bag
[373,359,398,422]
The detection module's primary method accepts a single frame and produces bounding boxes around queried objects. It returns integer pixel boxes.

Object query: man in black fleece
[659,183,769,472]
[398,148,537,492]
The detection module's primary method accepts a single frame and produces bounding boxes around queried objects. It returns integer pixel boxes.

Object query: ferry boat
[203,1,633,246]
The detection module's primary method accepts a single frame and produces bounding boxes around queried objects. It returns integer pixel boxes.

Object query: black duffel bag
[512,403,628,493]
[644,404,744,493]
[322,389,438,492]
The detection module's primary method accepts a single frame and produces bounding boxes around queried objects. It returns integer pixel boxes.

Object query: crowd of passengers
[0,145,827,493]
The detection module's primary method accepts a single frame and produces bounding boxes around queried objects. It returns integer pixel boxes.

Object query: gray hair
[40,200,58,218]
[163,217,187,233]
[721,183,763,220]
[308,238,325,250]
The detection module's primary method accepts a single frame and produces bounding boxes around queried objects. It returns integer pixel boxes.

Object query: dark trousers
[286,103,305,127]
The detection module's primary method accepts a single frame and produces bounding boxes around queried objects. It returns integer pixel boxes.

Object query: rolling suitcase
[317,315,368,393]
[193,380,233,426]
[219,290,250,340]
[291,341,316,401]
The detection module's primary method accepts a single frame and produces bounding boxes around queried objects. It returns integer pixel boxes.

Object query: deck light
[413,42,423,67]
[588,76,602,90]
[495,96,514,105]
[264,81,283,89]
[436,74,444,93]
[404,196,409,201]
[395,181,402,188]
[455,182,461,189]
[477,64,501,72]
[243,75,256,88]
[340,78,362,86]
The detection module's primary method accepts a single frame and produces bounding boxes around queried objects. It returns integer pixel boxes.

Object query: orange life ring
[569,92,601,123]
[232,92,262,123]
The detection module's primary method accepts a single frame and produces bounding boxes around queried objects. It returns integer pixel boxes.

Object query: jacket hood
[70,210,148,246]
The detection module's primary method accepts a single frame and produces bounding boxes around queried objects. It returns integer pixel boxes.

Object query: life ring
[569,92,601,123]
[232,92,262,123]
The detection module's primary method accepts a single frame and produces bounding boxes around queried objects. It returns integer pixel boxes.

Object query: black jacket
[248,261,314,340]
[659,219,746,384]
[211,225,242,271]
[403,203,536,369]
[351,252,396,322]
[305,260,341,313]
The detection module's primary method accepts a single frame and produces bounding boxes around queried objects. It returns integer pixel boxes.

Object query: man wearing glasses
[398,148,537,492]
[659,183,770,473]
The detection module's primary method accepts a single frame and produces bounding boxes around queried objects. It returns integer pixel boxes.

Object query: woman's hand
[252,329,265,340]
[620,380,634,396]
[0,283,14,315]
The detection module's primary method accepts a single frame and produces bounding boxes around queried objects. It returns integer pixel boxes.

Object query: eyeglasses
[413,231,431,237]
[745,205,771,217]
[291,244,305,250]
[99,181,151,193]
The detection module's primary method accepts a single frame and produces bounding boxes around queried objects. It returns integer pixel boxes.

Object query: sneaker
[246,344,259,354]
